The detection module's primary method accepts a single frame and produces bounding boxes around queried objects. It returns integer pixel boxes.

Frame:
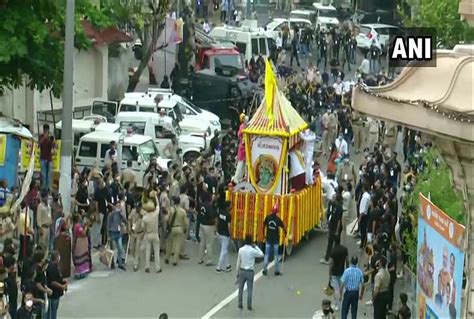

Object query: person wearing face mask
[46,251,68,319]
[17,292,41,318]
[366,117,380,152]
[328,110,339,152]
[336,156,356,189]
[335,133,348,157]
[312,299,336,319]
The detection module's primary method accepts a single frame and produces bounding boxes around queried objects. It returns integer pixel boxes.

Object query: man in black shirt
[198,192,216,266]
[3,256,18,319]
[329,236,348,311]
[94,179,112,245]
[46,251,68,319]
[262,204,286,276]
[34,252,52,315]
[321,195,342,264]
[216,201,232,273]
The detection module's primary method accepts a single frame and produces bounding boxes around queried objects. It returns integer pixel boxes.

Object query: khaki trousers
[321,130,329,153]
[367,132,379,151]
[130,233,143,268]
[199,224,215,264]
[352,124,364,152]
[39,227,50,254]
[166,227,185,264]
[144,232,161,271]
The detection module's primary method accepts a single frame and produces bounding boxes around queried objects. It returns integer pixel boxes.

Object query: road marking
[201,260,275,319]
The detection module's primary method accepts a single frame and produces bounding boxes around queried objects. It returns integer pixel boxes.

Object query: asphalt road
[58,138,411,318]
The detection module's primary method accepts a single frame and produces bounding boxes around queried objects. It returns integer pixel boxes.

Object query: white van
[157,100,214,148]
[75,131,170,186]
[55,119,120,153]
[313,4,339,33]
[209,25,272,62]
[115,112,206,162]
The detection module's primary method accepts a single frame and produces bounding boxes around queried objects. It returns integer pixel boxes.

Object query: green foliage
[401,0,474,48]
[0,0,117,97]
[402,148,465,272]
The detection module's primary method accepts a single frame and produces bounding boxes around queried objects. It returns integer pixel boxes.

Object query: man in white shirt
[358,184,371,248]
[236,235,264,311]
[335,133,348,156]
[104,140,117,165]
[300,126,317,185]
[203,20,211,34]
[276,33,283,50]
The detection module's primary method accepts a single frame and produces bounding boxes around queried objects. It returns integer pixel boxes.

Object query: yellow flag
[265,59,276,126]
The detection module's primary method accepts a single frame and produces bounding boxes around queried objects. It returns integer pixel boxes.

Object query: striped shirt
[341,265,364,291]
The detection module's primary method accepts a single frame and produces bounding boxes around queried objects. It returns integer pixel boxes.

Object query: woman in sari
[327,143,341,175]
[54,217,71,278]
[72,213,91,279]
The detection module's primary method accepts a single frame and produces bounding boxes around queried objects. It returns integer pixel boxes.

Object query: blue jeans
[109,231,124,266]
[217,234,230,270]
[40,159,52,191]
[263,242,280,273]
[46,298,60,319]
[341,290,359,319]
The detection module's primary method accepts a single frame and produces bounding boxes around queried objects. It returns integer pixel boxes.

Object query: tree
[402,0,474,48]
[100,0,169,92]
[0,0,116,97]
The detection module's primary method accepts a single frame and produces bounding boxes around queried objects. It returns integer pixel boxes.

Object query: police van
[75,131,170,186]
[209,23,273,63]
[55,118,120,153]
[313,4,339,33]
[115,112,206,162]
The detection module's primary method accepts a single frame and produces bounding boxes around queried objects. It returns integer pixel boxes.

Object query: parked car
[265,18,313,42]
[355,23,403,52]
[313,3,339,33]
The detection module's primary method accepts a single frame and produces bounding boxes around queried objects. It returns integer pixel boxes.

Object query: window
[235,42,247,56]
[78,142,97,158]
[178,102,194,115]
[120,104,137,112]
[119,121,146,135]
[122,146,139,161]
[100,144,110,158]
[359,26,371,35]
[258,38,267,55]
[139,140,159,161]
[139,107,155,113]
[251,38,259,56]
[155,125,175,139]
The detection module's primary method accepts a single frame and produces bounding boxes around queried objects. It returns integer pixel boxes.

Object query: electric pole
[59,0,75,215]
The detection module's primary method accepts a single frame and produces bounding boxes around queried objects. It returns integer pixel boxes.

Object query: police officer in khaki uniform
[336,156,357,189]
[165,196,189,266]
[351,111,366,153]
[37,190,52,254]
[142,199,162,273]
[321,109,331,155]
[383,122,397,153]
[327,110,339,152]
[367,117,380,152]
[129,203,144,272]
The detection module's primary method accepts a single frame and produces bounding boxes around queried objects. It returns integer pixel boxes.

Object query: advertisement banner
[416,194,465,319]
[20,140,61,172]
[0,134,6,166]
[249,136,284,194]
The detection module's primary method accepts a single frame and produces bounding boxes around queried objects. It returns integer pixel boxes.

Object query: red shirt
[39,133,54,161]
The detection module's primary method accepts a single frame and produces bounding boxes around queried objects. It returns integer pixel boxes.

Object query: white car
[290,9,317,26]
[356,24,402,52]
[313,4,339,33]
[265,18,313,41]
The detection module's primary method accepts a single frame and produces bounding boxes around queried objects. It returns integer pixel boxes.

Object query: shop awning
[352,50,474,144]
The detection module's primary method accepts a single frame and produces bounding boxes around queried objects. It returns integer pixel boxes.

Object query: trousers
[165,227,184,264]
[199,224,215,263]
[341,290,359,319]
[232,161,246,184]
[238,269,255,308]
[217,234,230,270]
[40,159,52,191]
[352,125,364,152]
[144,232,161,270]
[367,132,379,152]
[129,233,143,268]
[39,226,51,254]
[373,291,389,319]
[263,242,280,273]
